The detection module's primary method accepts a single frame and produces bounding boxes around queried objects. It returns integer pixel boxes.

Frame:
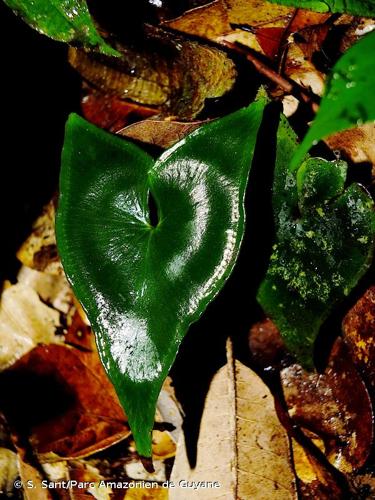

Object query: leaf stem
[222,41,319,113]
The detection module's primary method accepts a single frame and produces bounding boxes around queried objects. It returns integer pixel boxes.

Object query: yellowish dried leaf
[170,341,296,499]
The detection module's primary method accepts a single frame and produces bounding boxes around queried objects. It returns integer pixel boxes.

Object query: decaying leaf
[81,86,158,132]
[170,341,296,499]
[17,265,73,315]
[342,285,375,388]
[283,41,325,97]
[17,447,51,500]
[281,339,373,473]
[17,200,61,275]
[267,0,375,18]
[117,119,204,149]
[325,123,375,165]
[249,317,288,369]
[0,344,131,462]
[69,27,236,119]
[0,447,18,497]
[0,283,62,371]
[290,439,342,499]
[163,0,294,58]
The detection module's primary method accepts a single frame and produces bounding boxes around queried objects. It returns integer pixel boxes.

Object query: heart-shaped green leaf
[267,0,375,17]
[257,115,375,368]
[4,0,119,56]
[291,30,375,170]
[56,98,266,456]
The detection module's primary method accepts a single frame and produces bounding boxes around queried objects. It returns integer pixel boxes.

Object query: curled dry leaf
[281,339,373,473]
[17,266,73,315]
[0,447,18,497]
[290,439,342,500]
[0,344,131,462]
[170,340,296,499]
[0,283,62,371]
[69,28,236,119]
[163,0,294,58]
[282,42,325,97]
[81,86,158,132]
[17,447,51,500]
[342,285,375,388]
[17,200,61,275]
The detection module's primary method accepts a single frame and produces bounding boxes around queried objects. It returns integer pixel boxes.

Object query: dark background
[0,1,80,283]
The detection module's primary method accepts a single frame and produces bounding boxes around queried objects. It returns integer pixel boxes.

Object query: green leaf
[3,0,119,56]
[291,30,375,171]
[257,115,375,368]
[267,0,375,17]
[56,99,266,456]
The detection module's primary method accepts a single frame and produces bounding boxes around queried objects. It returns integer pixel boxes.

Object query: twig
[222,40,319,113]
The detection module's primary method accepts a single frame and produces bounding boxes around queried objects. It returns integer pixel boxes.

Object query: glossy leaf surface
[257,116,375,368]
[56,99,266,456]
[291,30,375,170]
[3,0,119,56]
[267,0,375,17]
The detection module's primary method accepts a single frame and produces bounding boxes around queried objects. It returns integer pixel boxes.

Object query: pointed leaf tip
[57,99,266,455]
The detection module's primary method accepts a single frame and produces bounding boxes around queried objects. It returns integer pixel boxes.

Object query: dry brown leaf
[0,447,18,496]
[325,123,375,165]
[69,27,236,119]
[0,344,130,462]
[164,0,294,58]
[117,119,204,149]
[291,439,342,499]
[17,266,73,315]
[163,1,231,41]
[17,200,62,275]
[125,488,168,499]
[170,340,296,499]
[17,448,52,500]
[249,317,287,369]
[81,85,158,132]
[343,285,375,388]
[283,42,325,96]
[0,283,63,371]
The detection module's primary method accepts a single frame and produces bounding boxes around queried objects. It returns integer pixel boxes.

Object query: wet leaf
[249,317,288,369]
[257,114,375,367]
[56,99,266,457]
[267,0,375,17]
[3,0,119,56]
[170,340,297,499]
[291,30,375,170]
[281,339,373,472]
[291,439,343,499]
